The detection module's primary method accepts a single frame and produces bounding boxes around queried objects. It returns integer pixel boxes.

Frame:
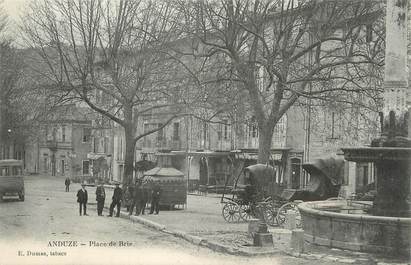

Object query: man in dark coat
[140,182,149,215]
[65,177,71,192]
[129,180,142,216]
[123,185,133,212]
[76,184,88,216]
[108,183,122,217]
[149,182,161,215]
[95,182,106,216]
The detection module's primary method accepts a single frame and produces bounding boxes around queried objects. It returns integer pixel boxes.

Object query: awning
[144,167,185,178]
[135,160,156,171]
[187,151,231,157]
[87,153,110,160]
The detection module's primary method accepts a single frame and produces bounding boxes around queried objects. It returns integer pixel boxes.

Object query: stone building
[25,104,93,179]
[109,104,306,191]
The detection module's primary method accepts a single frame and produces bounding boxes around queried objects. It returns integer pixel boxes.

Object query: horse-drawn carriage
[220,157,344,227]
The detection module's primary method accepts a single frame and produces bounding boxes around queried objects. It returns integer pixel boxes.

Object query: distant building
[115,105,305,191]
[25,104,93,179]
[87,115,114,182]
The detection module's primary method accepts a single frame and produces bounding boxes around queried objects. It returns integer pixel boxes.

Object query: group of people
[124,180,162,215]
[74,178,162,217]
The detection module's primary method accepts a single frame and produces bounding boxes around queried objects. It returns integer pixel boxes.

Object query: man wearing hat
[95,181,106,216]
[77,183,88,216]
[129,179,142,216]
[139,180,149,215]
[149,182,161,215]
[108,182,123,217]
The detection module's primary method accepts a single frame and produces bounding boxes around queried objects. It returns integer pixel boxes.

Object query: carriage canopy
[301,157,344,200]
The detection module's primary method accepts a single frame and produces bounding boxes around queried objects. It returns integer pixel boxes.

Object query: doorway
[291,158,302,189]
[199,157,208,185]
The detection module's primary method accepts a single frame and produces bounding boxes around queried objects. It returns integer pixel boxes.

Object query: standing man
[65,177,71,192]
[76,183,88,216]
[140,181,149,215]
[123,185,133,212]
[95,181,106,216]
[149,182,161,215]
[108,182,122,217]
[129,180,142,216]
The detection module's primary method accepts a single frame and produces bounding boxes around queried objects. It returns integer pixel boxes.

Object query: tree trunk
[257,125,274,164]
[123,105,136,186]
[123,126,136,185]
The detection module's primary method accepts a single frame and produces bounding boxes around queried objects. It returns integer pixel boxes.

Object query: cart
[220,164,288,226]
[220,157,345,228]
[143,167,187,209]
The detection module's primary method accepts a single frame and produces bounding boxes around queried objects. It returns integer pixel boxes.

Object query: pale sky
[2,0,30,44]
[3,0,27,21]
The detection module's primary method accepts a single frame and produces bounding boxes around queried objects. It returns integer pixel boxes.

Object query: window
[82,160,90,175]
[93,137,97,153]
[104,137,108,153]
[119,137,123,160]
[157,124,164,142]
[62,125,66,142]
[0,167,9,176]
[217,124,223,140]
[173,122,180,140]
[252,124,258,138]
[83,128,91,142]
[362,165,369,186]
[43,156,49,171]
[61,160,65,174]
[273,115,287,147]
[203,122,208,141]
[143,123,151,148]
[143,123,150,133]
[223,120,229,140]
[45,126,49,140]
[327,112,340,140]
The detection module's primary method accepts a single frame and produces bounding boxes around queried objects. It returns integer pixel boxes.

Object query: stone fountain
[298,0,411,256]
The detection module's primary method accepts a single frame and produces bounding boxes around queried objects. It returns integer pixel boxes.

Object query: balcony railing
[142,138,182,150]
[44,140,57,151]
[42,140,72,151]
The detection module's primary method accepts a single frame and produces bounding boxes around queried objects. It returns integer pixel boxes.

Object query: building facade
[25,105,93,180]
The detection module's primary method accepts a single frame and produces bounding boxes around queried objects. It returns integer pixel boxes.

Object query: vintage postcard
[0,0,410,264]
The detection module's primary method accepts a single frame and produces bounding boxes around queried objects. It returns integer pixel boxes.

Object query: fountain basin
[298,200,411,256]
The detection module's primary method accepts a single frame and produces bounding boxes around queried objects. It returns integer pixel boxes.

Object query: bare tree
[22,0,188,184]
[0,41,26,158]
[176,0,384,163]
[0,0,31,159]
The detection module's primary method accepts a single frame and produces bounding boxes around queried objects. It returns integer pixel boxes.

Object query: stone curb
[94,205,409,263]
[165,230,206,245]
[129,215,166,231]
[96,205,281,256]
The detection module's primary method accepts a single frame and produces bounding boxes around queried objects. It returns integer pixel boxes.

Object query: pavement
[4,175,347,265]
[92,185,410,265]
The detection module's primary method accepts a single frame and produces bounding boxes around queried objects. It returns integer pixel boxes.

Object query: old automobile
[0,159,25,201]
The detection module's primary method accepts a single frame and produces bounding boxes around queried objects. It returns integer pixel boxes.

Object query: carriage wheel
[262,203,278,227]
[276,202,302,228]
[239,204,254,221]
[222,203,240,223]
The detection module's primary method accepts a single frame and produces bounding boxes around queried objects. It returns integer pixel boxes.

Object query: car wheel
[0,193,3,202]
[19,193,25,201]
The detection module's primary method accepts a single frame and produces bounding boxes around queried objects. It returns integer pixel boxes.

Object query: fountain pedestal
[298,0,410,256]
[373,159,410,217]
[342,146,411,217]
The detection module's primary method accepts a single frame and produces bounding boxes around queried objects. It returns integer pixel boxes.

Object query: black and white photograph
[0,0,410,264]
